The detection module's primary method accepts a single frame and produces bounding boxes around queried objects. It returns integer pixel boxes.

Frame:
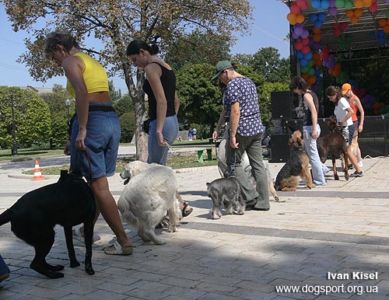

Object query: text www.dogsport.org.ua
[275,284,379,296]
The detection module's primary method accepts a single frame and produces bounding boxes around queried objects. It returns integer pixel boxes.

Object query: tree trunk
[126,68,148,162]
[133,93,148,162]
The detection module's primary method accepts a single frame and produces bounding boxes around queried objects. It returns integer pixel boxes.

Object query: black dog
[206,177,245,219]
[0,170,96,279]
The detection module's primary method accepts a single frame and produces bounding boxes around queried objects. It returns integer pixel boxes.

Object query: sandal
[103,241,133,256]
[182,201,193,218]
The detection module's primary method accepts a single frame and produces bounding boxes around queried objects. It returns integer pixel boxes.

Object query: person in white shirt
[326,86,363,177]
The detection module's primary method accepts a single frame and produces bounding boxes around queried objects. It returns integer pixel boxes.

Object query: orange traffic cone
[32,159,44,180]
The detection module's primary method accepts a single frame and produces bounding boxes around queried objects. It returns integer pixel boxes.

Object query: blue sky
[0,1,290,92]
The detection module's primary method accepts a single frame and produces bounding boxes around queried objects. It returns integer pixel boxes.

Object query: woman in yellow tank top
[44,32,133,255]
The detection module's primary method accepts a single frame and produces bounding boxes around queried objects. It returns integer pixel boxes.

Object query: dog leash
[83,148,93,182]
[70,147,93,182]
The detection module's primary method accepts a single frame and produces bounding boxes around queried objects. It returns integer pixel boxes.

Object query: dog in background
[0,170,96,279]
[275,129,315,191]
[317,116,349,181]
[206,177,245,219]
[119,161,179,245]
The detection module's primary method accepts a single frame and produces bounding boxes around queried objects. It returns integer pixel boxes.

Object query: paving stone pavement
[0,156,389,299]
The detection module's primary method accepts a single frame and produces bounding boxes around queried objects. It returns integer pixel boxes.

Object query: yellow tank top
[66,52,109,97]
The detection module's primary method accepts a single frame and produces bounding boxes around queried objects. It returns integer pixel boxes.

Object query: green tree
[109,80,122,102]
[0,87,51,151]
[176,63,222,135]
[231,53,254,66]
[259,82,289,124]
[119,111,136,143]
[3,0,252,161]
[251,47,290,83]
[113,95,133,117]
[40,84,74,148]
[165,29,231,70]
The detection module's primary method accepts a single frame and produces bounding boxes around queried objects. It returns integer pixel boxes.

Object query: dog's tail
[0,209,11,226]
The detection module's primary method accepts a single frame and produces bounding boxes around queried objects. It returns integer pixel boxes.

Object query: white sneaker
[358,160,363,168]
[73,226,101,243]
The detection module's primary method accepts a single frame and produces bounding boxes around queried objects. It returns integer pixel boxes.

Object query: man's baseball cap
[212,60,233,80]
[341,83,352,95]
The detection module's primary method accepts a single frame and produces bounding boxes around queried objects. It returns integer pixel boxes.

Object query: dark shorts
[348,123,355,144]
[70,103,120,180]
[353,120,359,138]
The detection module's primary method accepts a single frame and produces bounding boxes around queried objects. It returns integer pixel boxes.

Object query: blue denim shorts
[148,115,178,165]
[70,103,120,180]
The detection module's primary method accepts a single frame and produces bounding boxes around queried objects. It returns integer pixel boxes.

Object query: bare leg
[90,177,132,248]
[347,146,362,173]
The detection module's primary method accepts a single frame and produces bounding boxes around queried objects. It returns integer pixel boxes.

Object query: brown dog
[317,116,349,181]
[275,130,315,191]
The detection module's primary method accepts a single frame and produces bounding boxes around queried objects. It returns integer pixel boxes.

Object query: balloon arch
[284,0,389,115]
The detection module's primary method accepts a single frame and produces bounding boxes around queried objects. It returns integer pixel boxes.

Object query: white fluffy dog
[118,161,179,245]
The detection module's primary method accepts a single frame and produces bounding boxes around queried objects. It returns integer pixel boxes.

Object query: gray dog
[206,177,245,219]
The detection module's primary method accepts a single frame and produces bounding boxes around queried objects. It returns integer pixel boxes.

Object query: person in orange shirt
[341,83,364,168]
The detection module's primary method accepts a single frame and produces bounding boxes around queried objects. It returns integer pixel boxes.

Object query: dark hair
[126,39,159,56]
[325,85,341,104]
[44,32,79,55]
[289,76,309,92]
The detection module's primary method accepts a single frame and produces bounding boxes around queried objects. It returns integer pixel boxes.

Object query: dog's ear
[206,182,210,186]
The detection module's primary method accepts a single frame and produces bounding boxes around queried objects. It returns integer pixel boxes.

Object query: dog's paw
[46,264,64,272]
[153,239,166,245]
[70,260,80,268]
[85,264,95,275]
[168,225,177,233]
[30,262,64,279]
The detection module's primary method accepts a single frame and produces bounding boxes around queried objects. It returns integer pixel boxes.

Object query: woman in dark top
[290,76,326,186]
[127,40,192,217]
[126,40,179,165]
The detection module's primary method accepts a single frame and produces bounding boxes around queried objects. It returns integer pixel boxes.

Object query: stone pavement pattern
[0,156,389,299]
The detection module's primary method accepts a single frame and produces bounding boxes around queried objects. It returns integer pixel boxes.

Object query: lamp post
[65,99,71,122]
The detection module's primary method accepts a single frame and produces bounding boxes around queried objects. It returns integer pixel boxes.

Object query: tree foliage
[232,47,290,83]
[3,0,252,160]
[113,95,133,117]
[0,87,51,150]
[259,81,289,124]
[109,80,122,102]
[119,111,136,143]
[40,84,73,149]
[165,29,231,70]
[176,63,222,135]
